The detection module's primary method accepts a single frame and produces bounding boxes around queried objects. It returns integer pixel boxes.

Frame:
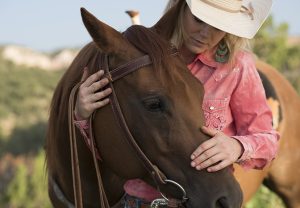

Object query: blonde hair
[164,0,180,13]
[165,0,251,64]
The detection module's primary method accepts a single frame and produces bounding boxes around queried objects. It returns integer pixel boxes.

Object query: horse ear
[80,8,127,53]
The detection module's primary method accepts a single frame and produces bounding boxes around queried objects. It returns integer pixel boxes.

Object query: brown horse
[233,60,300,208]
[46,8,243,208]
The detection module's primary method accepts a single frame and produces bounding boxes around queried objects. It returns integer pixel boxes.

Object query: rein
[68,52,187,207]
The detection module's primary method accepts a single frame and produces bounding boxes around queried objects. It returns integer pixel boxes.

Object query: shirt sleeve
[230,55,280,170]
[73,113,92,145]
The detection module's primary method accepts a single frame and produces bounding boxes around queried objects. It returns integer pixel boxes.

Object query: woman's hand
[190,126,243,172]
[74,67,112,120]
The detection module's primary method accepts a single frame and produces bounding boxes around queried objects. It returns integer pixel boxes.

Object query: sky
[0,0,299,52]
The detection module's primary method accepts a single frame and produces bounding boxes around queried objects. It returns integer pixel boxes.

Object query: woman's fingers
[190,132,243,172]
[87,78,110,94]
[207,159,231,172]
[75,68,112,119]
[191,145,220,168]
[91,98,110,110]
[89,88,112,102]
[191,137,217,160]
[201,126,219,137]
[195,153,225,170]
[82,70,105,88]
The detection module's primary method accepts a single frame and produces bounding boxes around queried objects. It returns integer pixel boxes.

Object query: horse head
[80,8,243,208]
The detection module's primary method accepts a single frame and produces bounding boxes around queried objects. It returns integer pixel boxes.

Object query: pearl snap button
[209,106,215,110]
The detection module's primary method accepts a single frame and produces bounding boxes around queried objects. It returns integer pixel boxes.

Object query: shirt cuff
[231,136,253,163]
[74,112,89,130]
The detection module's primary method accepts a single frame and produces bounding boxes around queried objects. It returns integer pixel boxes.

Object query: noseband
[68,50,187,207]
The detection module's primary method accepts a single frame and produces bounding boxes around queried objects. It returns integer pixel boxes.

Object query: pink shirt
[188,50,279,168]
[75,50,279,201]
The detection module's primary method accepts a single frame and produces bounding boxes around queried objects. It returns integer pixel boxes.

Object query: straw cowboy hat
[186,0,272,39]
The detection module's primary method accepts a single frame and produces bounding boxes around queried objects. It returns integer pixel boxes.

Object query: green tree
[1,152,51,208]
[252,16,300,93]
[4,163,30,207]
[252,16,289,70]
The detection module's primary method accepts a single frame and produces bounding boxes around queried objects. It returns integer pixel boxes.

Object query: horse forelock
[123,25,182,87]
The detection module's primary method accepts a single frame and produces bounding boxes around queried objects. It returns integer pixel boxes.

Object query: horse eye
[143,98,164,112]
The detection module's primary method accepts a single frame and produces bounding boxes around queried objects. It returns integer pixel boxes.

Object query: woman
[74,0,279,206]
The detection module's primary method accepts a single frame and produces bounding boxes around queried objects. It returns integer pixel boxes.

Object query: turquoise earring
[215,41,229,63]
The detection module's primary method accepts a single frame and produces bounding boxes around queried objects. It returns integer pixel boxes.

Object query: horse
[125,5,300,208]
[45,8,243,208]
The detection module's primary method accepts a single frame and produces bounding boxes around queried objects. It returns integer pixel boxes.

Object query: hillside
[287,35,300,46]
[0,45,78,71]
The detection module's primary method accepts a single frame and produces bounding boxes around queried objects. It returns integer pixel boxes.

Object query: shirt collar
[191,47,219,69]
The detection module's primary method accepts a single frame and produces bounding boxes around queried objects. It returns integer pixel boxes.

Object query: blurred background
[0,0,299,207]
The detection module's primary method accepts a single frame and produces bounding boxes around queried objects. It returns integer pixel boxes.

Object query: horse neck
[53,132,125,207]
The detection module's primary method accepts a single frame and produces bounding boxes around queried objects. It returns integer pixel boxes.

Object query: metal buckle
[160,179,188,203]
[151,179,188,207]
[150,198,168,208]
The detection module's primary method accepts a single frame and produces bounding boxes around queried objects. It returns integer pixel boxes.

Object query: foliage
[0,57,63,120]
[246,185,286,208]
[1,151,51,208]
[0,121,47,157]
[252,16,300,93]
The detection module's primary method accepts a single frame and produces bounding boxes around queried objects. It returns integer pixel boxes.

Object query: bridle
[68,50,188,207]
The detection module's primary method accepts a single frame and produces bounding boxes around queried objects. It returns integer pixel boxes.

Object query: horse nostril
[216,197,230,208]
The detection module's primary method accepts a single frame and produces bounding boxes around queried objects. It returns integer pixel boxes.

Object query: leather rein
[68,52,188,208]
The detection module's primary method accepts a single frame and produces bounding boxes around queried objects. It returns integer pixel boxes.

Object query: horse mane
[124,25,182,86]
[46,42,101,173]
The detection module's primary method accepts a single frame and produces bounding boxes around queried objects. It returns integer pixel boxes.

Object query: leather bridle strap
[68,80,111,207]
[89,113,110,207]
[100,53,167,185]
[107,55,152,82]
[68,82,84,208]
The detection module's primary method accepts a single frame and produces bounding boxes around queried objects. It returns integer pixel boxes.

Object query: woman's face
[182,6,226,54]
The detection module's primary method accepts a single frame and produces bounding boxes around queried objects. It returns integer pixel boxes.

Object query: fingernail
[196,166,201,170]
[191,161,196,167]
[207,168,212,172]
[99,70,104,74]
[191,154,195,160]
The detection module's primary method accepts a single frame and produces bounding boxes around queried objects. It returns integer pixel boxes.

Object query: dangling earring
[215,40,229,63]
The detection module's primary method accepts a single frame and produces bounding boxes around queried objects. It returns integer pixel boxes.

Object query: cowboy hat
[185,0,272,39]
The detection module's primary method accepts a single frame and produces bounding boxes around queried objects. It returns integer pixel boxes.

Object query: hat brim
[186,0,272,39]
